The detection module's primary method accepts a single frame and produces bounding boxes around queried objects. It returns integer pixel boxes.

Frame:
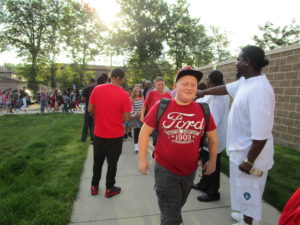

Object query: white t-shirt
[196,95,229,153]
[226,75,275,170]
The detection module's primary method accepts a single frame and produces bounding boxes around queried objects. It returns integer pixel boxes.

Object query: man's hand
[138,158,149,175]
[203,160,216,175]
[239,162,252,174]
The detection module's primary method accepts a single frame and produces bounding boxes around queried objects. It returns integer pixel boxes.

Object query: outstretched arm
[197,85,228,98]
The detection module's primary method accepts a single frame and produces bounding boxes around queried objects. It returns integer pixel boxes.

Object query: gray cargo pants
[154,162,196,225]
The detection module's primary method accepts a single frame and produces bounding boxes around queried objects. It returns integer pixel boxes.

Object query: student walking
[140,77,172,146]
[138,67,218,225]
[131,86,144,153]
[89,68,131,198]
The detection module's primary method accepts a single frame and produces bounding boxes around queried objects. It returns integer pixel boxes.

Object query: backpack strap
[153,98,171,147]
[156,98,171,129]
[198,102,210,149]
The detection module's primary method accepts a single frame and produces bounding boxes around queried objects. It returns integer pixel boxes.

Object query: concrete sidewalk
[69,140,280,225]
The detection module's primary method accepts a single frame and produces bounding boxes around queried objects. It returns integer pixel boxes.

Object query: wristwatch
[243,158,254,166]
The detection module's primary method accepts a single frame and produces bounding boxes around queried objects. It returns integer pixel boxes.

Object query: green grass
[0,113,89,225]
[220,145,300,211]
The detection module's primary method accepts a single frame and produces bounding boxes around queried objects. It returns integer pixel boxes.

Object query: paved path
[69,140,280,225]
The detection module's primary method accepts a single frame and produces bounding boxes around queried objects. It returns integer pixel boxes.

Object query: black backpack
[153,98,210,155]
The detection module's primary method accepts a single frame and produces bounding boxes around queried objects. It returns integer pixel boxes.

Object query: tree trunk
[50,63,56,88]
[28,56,38,93]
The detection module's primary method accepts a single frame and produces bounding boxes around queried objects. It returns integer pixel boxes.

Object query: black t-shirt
[20,90,27,98]
[82,85,96,109]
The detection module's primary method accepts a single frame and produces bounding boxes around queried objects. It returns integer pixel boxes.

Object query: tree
[112,0,168,65]
[253,20,300,50]
[42,1,67,88]
[125,55,163,84]
[165,0,213,69]
[210,26,232,62]
[63,1,106,88]
[0,0,65,92]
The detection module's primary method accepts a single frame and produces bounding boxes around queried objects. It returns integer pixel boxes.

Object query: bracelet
[243,159,254,166]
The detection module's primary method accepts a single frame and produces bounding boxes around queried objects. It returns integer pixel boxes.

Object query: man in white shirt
[197,46,275,225]
[193,70,229,202]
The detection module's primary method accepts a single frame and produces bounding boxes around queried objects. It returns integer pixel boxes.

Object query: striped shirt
[132,98,143,113]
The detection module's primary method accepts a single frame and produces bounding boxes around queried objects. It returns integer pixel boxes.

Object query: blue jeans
[40,100,47,113]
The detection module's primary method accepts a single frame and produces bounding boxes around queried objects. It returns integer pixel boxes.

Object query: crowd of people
[83,45,285,225]
[0,86,85,114]
[0,87,29,113]
[3,45,295,225]
[37,87,83,113]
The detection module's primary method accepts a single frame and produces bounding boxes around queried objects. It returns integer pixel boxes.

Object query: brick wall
[198,44,300,151]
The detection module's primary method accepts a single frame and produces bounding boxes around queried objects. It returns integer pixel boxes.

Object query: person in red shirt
[140,76,172,146]
[278,188,300,225]
[88,68,131,198]
[138,67,218,225]
[140,76,172,122]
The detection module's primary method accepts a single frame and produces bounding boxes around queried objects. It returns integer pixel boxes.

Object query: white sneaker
[134,144,138,152]
[231,212,243,222]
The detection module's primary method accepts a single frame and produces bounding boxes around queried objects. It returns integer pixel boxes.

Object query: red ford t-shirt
[90,84,131,138]
[144,99,216,176]
[144,90,172,112]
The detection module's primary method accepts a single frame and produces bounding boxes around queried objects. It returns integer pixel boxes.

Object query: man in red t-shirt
[140,76,172,146]
[140,76,171,122]
[138,67,218,225]
[88,68,131,198]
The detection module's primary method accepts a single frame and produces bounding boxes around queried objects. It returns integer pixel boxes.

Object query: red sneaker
[91,185,99,195]
[105,186,121,198]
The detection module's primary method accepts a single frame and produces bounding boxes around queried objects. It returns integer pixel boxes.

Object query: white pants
[230,161,268,221]
[21,98,27,110]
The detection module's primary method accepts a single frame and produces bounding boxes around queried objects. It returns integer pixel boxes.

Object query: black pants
[133,128,140,144]
[81,111,94,141]
[91,136,123,189]
[199,150,221,197]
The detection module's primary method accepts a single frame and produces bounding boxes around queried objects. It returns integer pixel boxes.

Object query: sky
[0,0,299,66]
